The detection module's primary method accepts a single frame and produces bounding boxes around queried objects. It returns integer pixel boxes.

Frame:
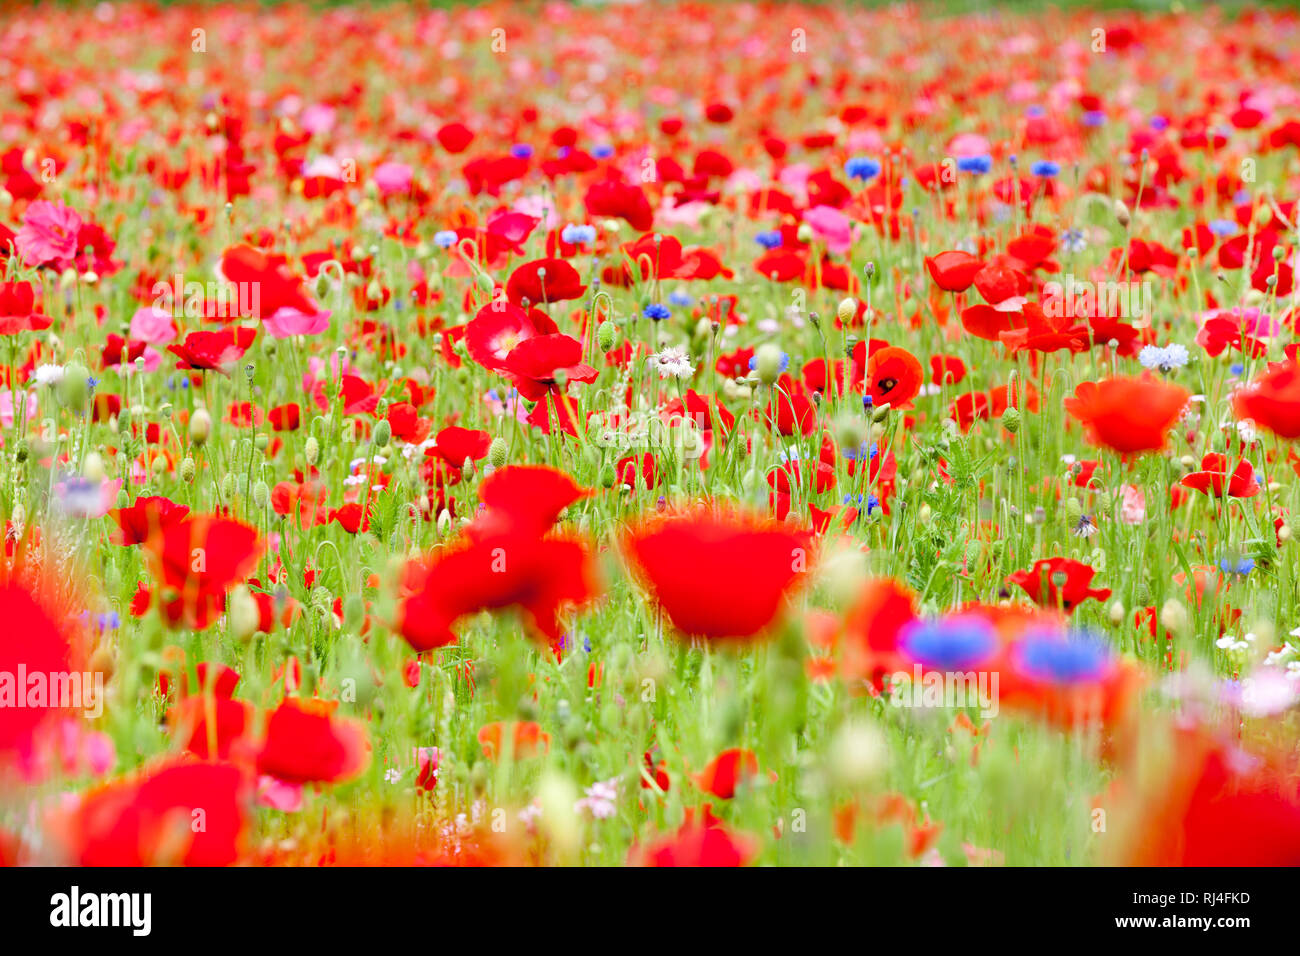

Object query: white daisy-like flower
[34,364,65,386]
[384,768,402,784]
[1138,343,1190,373]
[649,346,695,380]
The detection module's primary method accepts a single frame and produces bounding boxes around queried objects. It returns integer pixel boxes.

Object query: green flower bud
[596,322,616,352]
[1000,405,1021,434]
[180,457,196,483]
[754,343,783,385]
[488,437,508,468]
[252,479,270,510]
[373,419,392,449]
[304,435,320,466]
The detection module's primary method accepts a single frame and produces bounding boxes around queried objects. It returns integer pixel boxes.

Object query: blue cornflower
[1013,632,1113,685]
[643,303,671,321]
[592,144,614,159]
[1208,219,1238,237]
[510,143,533,159]
[434,230,458,248]
[1149,115,1169,131]
[755,230,784,250]
[899,616,999,671]
[1218,557,1255,576]
[1082,110,1106,127]
[957,154,992,175]
[668,290,693,307]
[561,223,597,245]
[844,156,881,181]
[1030,160,1061,178]
[96,611,121,631]
[842,441,878,461]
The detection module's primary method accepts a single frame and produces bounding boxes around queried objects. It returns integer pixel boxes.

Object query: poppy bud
[596,322,616,352]
[252,480,270,510]
[754,343,783,385]
[220,474,236,500]
[436,509,452,536]
[1159,599,1188,637]
[82,451,105,482]
[1108,600,1126,627]
[600,463,617,488]
[58,361,90,408]
[189,407,213,447]
[373,420,392,449]
[827,719,889,788]
[180,457,196,483]
[1065,497,1083,523]
[1001,405,1021,434]
[229,585,260,643]
[837,297,858,325]
[488,437,508,468]
[796,222,814,243]
[305,435,320,466]
[1114,200,1131,228]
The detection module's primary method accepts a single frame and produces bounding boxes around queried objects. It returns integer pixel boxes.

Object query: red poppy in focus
[1007,557,1111,612]
[623,511,812,642]
[924,251,984,292]
[1179,453,1259,499]
[505,257,587,306]
[864,346,923,408]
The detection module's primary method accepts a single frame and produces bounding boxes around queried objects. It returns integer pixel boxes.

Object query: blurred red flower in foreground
[1234,357,1300,439]
[623,511,812,642]
[140,515,264,628]
[1064,375,1189,457]
[257,698,369,784]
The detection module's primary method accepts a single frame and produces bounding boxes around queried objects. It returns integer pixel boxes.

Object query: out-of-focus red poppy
[107,495,191,546]
[623,511,812,642]
[1064,376,1189,457]
[256,698,369,784]
[1235,357,1300,438]
[140,515,264,629]
[1007,557,1110,612]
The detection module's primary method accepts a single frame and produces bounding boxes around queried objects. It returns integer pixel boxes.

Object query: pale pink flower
[803,205,853,255]
[16,200,83,268]
[256,775,304,812]
[372,161,413,196]
[129,306,178,344]
[264,306,331,339]
[1120,484,1146,524]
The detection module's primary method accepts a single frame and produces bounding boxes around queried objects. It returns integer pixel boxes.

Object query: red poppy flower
[168,327,258,373]
[140,515,264,629]
[924,251,984,292]
[0,280,51,335]
[436,121,475,153]
[1179,453,1259,499]
[864,346,923,408]
[0,582,84,764]
[464,302,558,372]
[219,244,320,319]
[584,178,653,232]
[503,333,598,401]
[107,495,191,546]
[505,257,587,306]
[1007,557,1111,612]
[634,810,757,867]
[268,403,301,431]
[623,511,812,642]
[426,425,492,470]
[256,698,369,784]
[1235,357,1300,438]
[57,759,248,866]
[1064,376,1190,457]
[694,748,764,799]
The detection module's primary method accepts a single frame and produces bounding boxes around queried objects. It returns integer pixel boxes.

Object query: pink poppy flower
[16,200,83,268]
[129,306,178,344]
[803,205,853,255]
[264,307,331,339]
[372,161,413,196]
